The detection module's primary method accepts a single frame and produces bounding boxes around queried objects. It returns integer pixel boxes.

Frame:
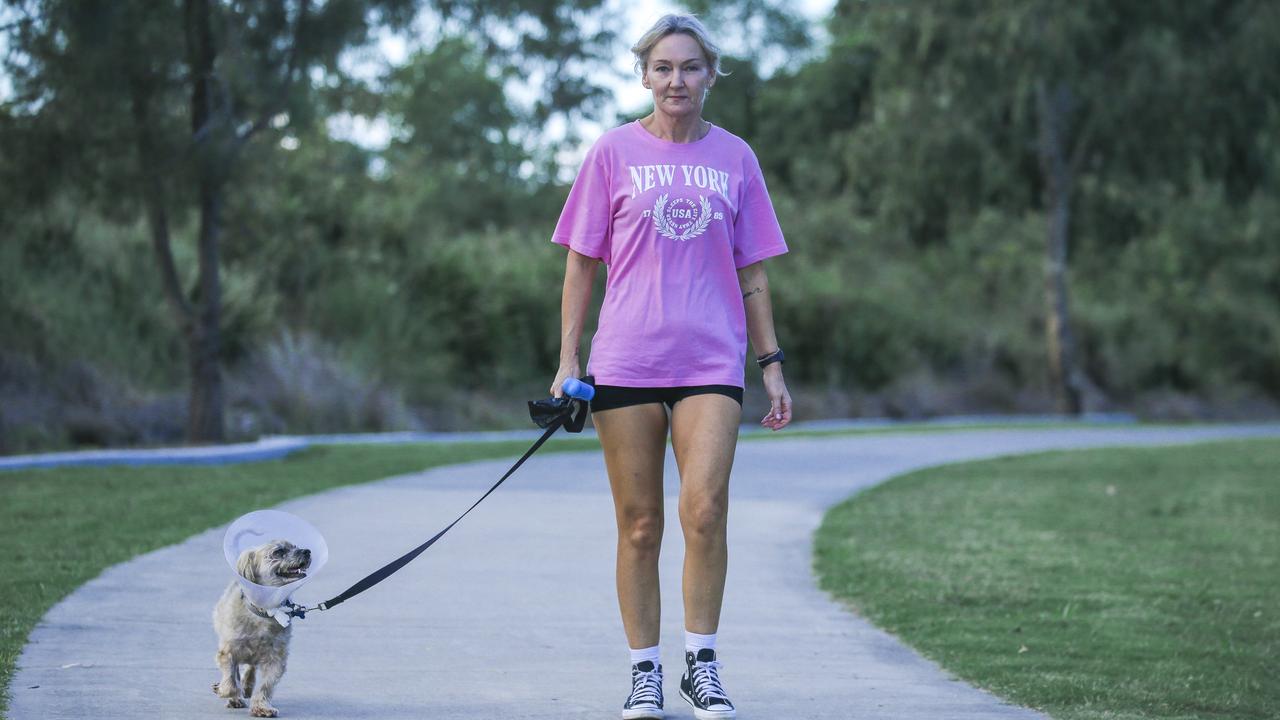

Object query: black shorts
[590,384,744,413]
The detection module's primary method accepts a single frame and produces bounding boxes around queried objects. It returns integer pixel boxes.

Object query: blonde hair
[630,14,727,78]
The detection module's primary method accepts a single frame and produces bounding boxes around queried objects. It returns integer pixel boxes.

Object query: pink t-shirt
[552,121,788,388]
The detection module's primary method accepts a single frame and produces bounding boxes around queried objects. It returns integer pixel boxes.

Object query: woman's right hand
[550,360,580,399]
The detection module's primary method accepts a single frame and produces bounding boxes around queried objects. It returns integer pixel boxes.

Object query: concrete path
[10,424,1279,719]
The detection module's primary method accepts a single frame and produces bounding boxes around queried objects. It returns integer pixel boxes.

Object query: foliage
[2,0,1279,450]
[726,0,1280,407]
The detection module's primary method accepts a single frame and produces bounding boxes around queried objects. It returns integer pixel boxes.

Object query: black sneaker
[679,649,736,719]
[622,660,664,719]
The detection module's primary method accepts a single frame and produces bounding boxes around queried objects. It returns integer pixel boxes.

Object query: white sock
[685,630,716,654]
[630,644,661,667]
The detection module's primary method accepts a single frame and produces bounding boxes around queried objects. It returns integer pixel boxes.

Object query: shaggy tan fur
[212,540,311,717]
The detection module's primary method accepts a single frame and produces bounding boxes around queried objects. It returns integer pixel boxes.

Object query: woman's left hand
[760,365,792,431]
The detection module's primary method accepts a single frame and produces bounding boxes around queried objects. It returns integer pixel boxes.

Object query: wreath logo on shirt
[651,194,714,242]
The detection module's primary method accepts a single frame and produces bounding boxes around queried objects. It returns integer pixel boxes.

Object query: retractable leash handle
[556,375,593,432]
[529,375,593,433]
[296,376,596,619]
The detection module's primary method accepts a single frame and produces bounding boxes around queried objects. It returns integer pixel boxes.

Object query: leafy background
[1,0,1277,453]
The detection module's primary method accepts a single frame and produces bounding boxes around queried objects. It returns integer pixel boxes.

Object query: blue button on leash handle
[561,376,595,401]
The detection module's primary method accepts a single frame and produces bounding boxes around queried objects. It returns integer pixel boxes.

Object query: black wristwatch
[757,348,785,369]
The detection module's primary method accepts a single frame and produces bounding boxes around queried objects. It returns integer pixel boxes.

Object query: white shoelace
[628,667,663,707]
[691,659,730,705]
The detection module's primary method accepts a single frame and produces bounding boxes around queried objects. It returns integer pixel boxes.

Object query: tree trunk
[1036,79,1083,416]
[188,180,226,443]
[185,0,225,443]
[129,79,194,337]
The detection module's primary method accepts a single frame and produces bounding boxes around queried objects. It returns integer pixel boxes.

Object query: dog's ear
[236,548,260,584]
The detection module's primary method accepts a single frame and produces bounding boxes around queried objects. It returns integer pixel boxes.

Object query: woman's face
[643,33,715,120]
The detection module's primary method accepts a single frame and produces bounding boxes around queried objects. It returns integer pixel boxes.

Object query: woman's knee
[620,508,664,552]
[681,495,728,540]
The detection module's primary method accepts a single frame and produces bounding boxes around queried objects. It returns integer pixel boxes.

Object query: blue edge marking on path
[0,413,1138,472]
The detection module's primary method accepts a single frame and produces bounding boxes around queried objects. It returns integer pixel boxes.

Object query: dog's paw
[226,698,247,709]
[249,705,277,717]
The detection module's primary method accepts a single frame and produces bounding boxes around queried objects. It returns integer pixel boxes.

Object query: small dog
[212,539,311,717]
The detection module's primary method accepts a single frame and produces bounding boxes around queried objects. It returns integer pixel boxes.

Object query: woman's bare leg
[669,394,741,635]
[593,402,670,649]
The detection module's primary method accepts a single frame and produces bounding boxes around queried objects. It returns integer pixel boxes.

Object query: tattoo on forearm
[742,286,764,299]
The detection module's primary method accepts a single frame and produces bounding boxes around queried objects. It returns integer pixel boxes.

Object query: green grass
[0,437,596,717]
[815,438,1280,720]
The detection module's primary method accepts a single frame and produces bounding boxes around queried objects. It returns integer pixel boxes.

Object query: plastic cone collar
[223,509,329,611]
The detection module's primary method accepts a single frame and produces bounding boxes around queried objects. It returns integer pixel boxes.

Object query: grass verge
[814,438,1280,720]
[0,437,596,716]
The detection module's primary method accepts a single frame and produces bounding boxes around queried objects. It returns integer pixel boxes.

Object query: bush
[226,330,421,437]
[0,351,186,454]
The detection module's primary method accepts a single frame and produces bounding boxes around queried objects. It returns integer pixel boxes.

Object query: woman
[549,14,792,720]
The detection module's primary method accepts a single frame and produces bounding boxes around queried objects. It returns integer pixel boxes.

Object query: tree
[681,0,811,140]
[4,0,416,441]
[768,1,1280,409]
[2,0,613,442]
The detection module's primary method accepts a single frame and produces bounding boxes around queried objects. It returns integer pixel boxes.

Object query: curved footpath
[10,424,1280,719]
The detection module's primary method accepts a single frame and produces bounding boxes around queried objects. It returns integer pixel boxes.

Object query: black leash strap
[308,397,586,614]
